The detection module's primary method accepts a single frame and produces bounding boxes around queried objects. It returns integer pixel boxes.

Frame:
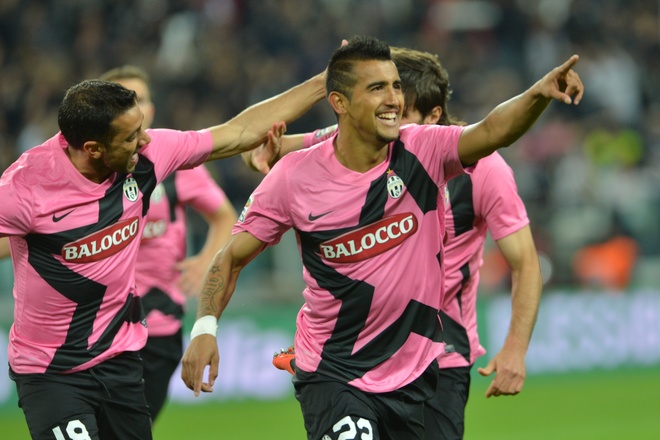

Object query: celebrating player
[263,45,544,439]
[0,66,325,438]
[182,36,581,439]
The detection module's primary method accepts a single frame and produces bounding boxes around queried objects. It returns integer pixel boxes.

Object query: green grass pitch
[0,366,657,439]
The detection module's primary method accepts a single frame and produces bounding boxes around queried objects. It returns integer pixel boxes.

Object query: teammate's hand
[535,55,584,105]
[477,346,526,398]
[181,334,219,397]
[242,121,286,174]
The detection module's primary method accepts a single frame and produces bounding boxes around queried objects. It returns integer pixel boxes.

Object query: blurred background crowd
[1,0,659,298]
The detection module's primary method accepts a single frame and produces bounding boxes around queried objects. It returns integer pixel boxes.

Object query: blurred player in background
[394,47,542,439]
[182,36,580,439]
[100,66,238,422]
[257,46,543,440]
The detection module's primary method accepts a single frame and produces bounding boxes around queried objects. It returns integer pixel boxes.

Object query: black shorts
[294,360,439,440]
[10,351,152,440]
[140,330,183,421]
[423,365,472,440]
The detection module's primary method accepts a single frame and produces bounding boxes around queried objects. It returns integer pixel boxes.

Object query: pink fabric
[440,151,529,368]
[302,124,338,148]
[235,124,466,393]
[0,129,212,373]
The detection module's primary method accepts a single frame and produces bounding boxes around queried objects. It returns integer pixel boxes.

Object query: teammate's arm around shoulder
[241,121,302,174]
[181,232,267,396]
[242,122,338,174]
[457,55,584,166]
[206,72,326,162]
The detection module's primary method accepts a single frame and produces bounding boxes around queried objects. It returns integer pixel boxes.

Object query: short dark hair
[326,35,392,99]
[99,65,150,83]
[58,80,137,149]
[390,47,464,126]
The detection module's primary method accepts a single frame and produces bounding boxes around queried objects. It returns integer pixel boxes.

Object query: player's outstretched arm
[180,232,267,396]
[206,72,326,162]
[458,55,584,165]
[240,121,304,174]
[243,123,339,174]
[478,225,542,397]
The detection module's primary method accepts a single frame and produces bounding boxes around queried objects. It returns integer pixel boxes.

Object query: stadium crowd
[0,0,658,290]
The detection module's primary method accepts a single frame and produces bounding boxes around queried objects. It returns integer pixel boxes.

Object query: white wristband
[190,315,218,340]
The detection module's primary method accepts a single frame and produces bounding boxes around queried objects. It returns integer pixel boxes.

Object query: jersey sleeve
[473,152,529,240]
[400,124,467,185]
[174,165,226,215]
[0,157,34,236]
[233,158,293,245]
[140,128,213,183]
[303,124,338,149]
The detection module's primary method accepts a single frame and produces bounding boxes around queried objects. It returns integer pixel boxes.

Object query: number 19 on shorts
[53,420,92,440]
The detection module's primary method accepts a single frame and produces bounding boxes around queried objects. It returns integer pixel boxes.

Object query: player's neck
[65,146,113,184]
[334,131,388,173]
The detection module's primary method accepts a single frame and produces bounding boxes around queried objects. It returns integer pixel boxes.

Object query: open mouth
[377,112,398,125]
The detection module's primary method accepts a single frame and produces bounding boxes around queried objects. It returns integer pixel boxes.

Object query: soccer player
[181,36,582,439]
[0,67,325,439]
[395,48,543,440]
[100,65,239,422]
[264,47,543,439]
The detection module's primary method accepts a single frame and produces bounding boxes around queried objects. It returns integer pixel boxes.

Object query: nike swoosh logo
[308,210,333,221]
[52,209,75,222]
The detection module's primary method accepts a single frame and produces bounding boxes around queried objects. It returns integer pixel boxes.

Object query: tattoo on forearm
[199,265,225,315]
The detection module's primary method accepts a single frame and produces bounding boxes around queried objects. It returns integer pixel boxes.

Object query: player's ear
[328,91,348,115]
[83,141,105,159]
[423,106,443,125]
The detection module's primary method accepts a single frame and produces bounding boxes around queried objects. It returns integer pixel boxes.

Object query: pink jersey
[0,129,212,374]
[135,166,226,337]
[440,151,529,368]
[235,124,466,393]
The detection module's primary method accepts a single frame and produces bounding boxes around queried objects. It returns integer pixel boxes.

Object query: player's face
[345,60,403,144]
[103,105,151,174]
[114,78,155,129]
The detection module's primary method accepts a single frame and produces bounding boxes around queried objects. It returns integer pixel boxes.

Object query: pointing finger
[557,54,580,75]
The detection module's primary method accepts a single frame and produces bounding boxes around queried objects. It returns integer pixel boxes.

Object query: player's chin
[377,131,399,144]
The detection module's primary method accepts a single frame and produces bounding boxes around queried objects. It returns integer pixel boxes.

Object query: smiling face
[100,105,151,174]
[337,59,404,145]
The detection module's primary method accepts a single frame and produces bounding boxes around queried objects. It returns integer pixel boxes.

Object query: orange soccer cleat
[272,346,296,375]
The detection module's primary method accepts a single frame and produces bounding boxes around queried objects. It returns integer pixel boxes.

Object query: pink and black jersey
[235,124,466,393]
[135,166,226,337]
[0,129,212,374]
[440,151,528,368]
